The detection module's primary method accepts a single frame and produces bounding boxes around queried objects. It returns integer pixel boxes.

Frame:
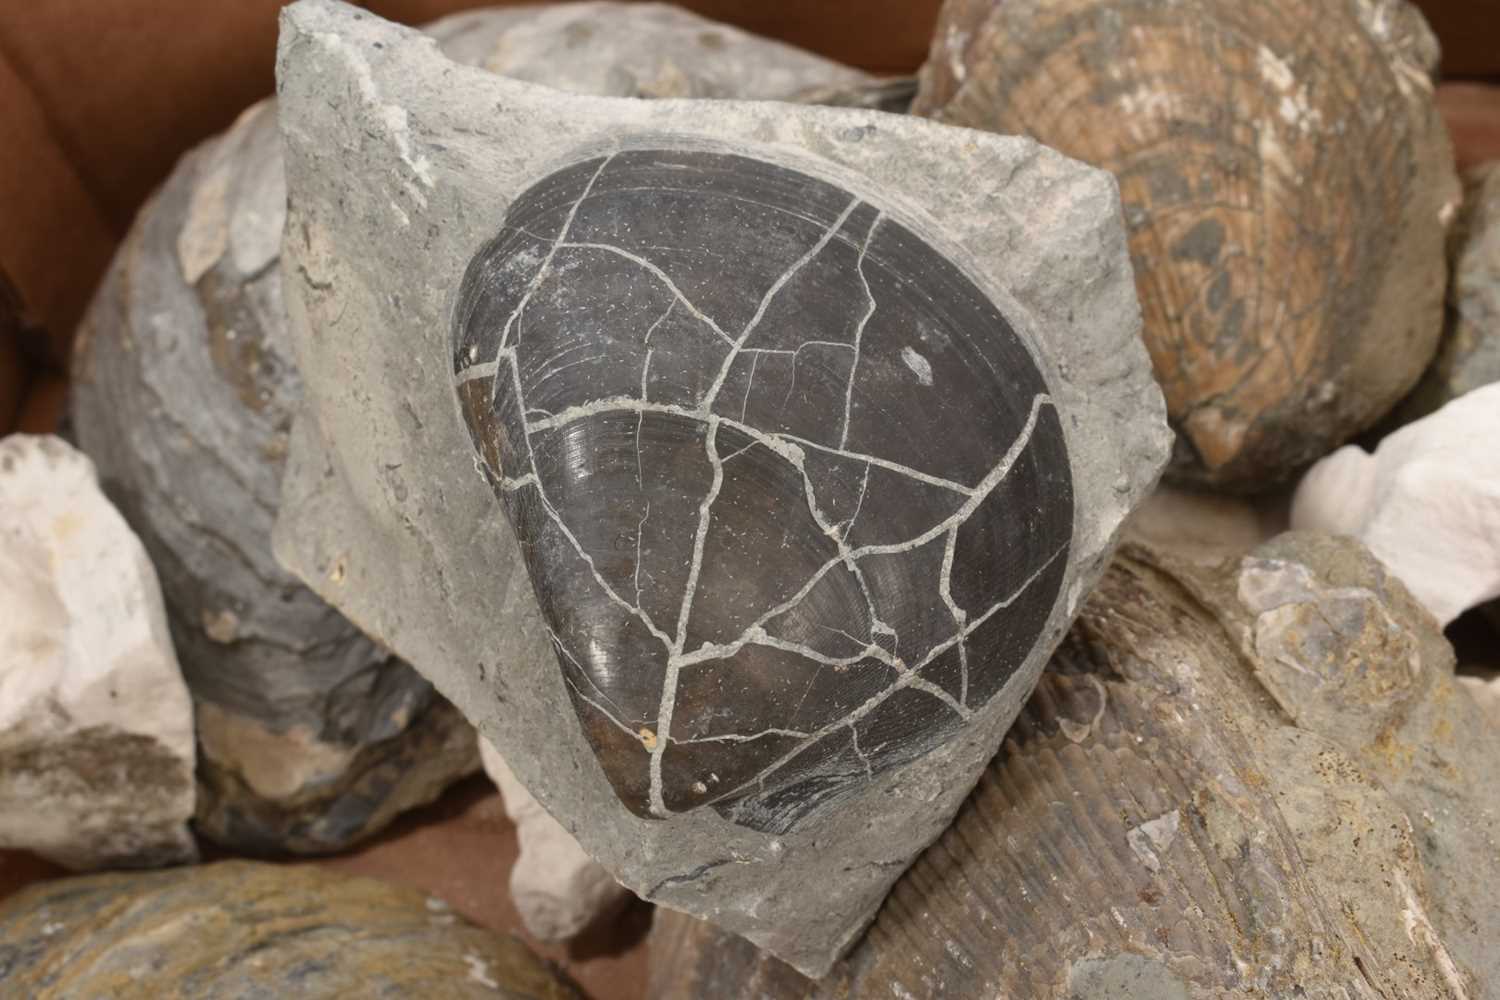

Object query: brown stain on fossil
[914,0,1458,490]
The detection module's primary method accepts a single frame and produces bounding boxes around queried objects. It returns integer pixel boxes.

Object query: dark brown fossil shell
[452,148,1073,832]
[914,0,1458,491]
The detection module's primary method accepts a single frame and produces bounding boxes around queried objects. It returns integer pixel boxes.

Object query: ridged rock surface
[0,861,582,999]
[914,0,1459,490]
[650,536,1500,999]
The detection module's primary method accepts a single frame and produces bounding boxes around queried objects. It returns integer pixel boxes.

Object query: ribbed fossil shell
[915,0,1458,490]
[452,148,1073,832]
[649,538,1497,998]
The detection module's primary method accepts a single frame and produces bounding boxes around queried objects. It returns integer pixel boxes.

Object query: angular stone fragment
[480,739,627,941]
[271,0,1168,974]
[914,0,1460,491]
[650,537,1498,998]
[0,435,196,870]
[1401,162,1500,420]
[0,861,582,999]
[1291,382,1500,625]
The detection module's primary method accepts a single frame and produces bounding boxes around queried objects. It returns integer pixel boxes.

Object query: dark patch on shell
[452,148,1072,833]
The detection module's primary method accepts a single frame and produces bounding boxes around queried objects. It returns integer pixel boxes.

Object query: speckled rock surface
[914,0,1459,491]
[1291,382,1500,625]
[649,537,1499,998]
[0,861,582,999]
[480,739,627,942]
[270,0,1168,976]
[0,435,196,871]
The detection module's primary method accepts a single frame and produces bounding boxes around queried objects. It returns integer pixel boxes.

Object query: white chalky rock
[0,435,196,869]
[1291,383,1500,625]
[479,737,627,941]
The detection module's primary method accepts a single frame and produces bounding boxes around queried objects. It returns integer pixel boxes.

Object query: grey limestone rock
[271,0,1169,974]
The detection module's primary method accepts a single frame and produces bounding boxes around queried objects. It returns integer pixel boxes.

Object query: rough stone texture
[0,434,196,870]
[914,0,1460,491]
[1291,382,1500,625]
[480,739,628,942]
[1401,162,1500,420]
[649,537,1499,998]
[271,0,1169,975]
[0,861,582,999]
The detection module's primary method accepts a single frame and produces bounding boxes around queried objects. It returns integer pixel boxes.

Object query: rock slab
[0,434,196,870]
[0,860,582,998]
[271,0,1169,975]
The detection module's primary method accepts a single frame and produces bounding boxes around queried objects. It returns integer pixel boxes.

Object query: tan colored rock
[915,0,1460,490]
[0,861,582,999]
[0,435,196,871]
[480,738,628,941]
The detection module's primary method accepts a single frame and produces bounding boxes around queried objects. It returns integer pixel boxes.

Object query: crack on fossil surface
[453,149,1073,829]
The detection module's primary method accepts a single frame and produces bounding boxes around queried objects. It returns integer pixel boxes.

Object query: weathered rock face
[271,0,1169,976]
[72,81,477,857]
[480,739,627,941]
[914,0,1460,491]
[0,435,196,870]
[650,536,1500,999]
[1292,382,1500,625]
[1402,162,1500,420]
[0,861,582,999]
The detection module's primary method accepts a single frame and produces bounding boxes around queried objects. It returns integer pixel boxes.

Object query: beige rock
[0,434,196,870]
[480,738,628,941]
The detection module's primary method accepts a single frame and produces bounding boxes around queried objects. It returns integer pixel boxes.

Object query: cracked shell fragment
[452,148,1073,832]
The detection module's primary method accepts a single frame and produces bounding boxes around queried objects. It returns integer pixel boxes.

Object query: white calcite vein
[456,171,1062,817]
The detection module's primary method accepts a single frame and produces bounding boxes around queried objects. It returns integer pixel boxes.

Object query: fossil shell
[452,148,1074,831]
[648,539,1496,998]
[914,0,1459,490]
[0,861,582,999]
